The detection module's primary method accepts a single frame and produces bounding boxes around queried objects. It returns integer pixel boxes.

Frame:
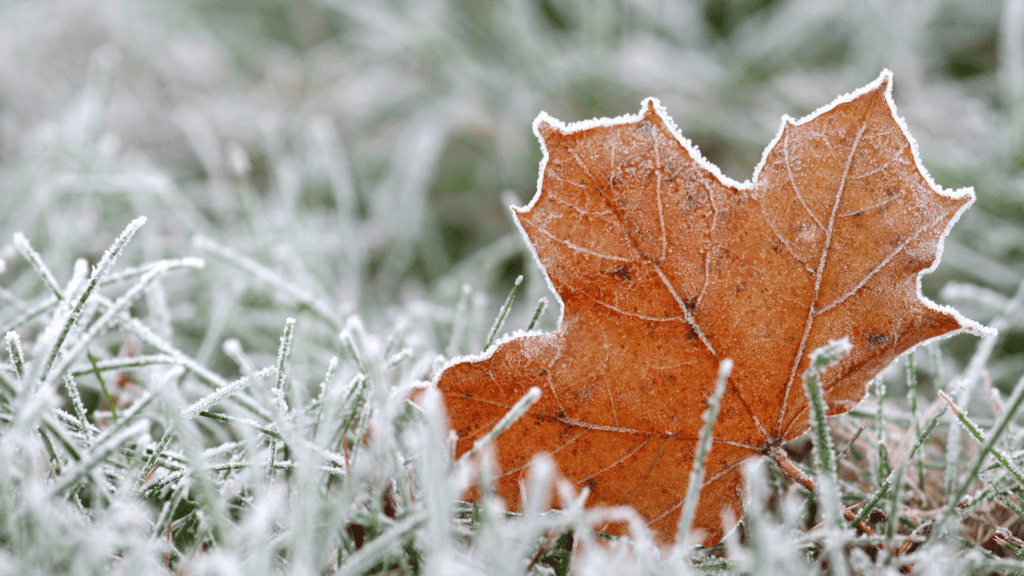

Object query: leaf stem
[771,447,874,536]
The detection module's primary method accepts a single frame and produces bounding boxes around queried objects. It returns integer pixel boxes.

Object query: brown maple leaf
[434,71,989,547]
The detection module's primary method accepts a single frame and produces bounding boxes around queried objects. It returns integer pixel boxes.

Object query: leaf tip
[958,316,998,339]
[641,97,660,118]
[533,113,560,144]
[876,68,894,92]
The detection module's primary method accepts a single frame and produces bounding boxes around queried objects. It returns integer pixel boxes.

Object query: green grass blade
[850,402,948,528]
[939,390,1024,488]
[934,369,1024,539]
[456,386,541,468]
[5,331,24,384]
[12,233,64,301]
[803,339,850,527]
[86,351,118,420]
[484,275,522,349]
[272,317,296,416]
[674,358,731,549]
[526,297,548,331]
[34,217,147,386]
[43,259,172,389]
[46,420,149,497]
[802,339,851,576]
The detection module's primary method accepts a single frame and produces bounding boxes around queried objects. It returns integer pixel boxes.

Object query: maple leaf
[434,70,989,547]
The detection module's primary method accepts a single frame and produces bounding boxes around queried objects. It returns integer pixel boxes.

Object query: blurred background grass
[0,0,1021,387]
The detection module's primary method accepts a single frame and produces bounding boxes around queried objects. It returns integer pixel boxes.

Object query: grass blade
[526,297,547,331]
[456,386,541,468]
[43,259,172,389]
[484,275,522,349]
[803,339,850,527]
[934,369,1024,539]
[938,390,1024,488]
[181,366,277,418]
[33,217,147,386]
[850,402,948,528]
[12,233,64,300]
[272,317,296,416]
[802,339,851,576]
[46,420,149,497]
[674,358,731,549]
[5,331,24,383]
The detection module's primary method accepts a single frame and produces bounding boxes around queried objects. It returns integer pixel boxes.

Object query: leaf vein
[775,96,877,437]
[785,128,825,231]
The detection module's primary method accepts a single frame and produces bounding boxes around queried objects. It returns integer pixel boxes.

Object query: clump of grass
[3,217,1024,575]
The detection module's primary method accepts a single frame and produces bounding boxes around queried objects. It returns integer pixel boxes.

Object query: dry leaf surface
[435,71,986,547]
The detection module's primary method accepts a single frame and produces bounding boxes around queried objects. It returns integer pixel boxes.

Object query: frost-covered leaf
[434,70,990,547]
